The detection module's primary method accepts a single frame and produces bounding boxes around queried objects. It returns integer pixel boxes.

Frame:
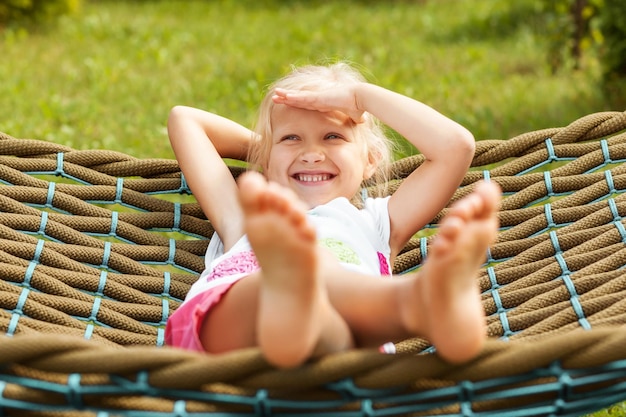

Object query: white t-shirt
[184,196,392,302]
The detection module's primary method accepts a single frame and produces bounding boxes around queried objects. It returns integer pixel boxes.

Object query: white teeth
[296,174,331,182]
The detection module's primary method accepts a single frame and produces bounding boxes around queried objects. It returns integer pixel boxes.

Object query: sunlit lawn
[0,0,612,160]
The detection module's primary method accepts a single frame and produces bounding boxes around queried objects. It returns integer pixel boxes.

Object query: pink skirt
[165,281,236,352]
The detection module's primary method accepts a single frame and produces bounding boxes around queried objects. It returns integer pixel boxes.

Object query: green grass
[0,0,613,161]
[1,1,623,415]
[591,403,626,417]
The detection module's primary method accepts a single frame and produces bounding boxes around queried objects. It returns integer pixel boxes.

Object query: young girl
[165,63,501,368]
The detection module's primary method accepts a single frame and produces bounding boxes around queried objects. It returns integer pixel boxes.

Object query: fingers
[271,88,312,107]
[271,88,365,124]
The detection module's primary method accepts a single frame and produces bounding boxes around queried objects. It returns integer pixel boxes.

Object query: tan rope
[0,111,625,415]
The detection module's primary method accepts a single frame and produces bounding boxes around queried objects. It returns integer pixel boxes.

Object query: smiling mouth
[293,173,335,182]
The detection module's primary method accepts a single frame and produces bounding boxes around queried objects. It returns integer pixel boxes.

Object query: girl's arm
[272,83,475,260]
[353,83,475,259]
[167,105,253,250]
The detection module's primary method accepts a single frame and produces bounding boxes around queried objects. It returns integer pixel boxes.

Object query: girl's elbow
[449,130,475,172]
[168,105,191,124]
[454,128,476,159]
[168,106,202,135]
[167,106,197,143]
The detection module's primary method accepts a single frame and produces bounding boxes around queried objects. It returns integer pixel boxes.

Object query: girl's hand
[272,86,366,124]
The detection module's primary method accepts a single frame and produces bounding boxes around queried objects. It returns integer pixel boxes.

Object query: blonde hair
[247,62,393,198]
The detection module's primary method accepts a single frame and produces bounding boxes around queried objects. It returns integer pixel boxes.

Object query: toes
[238,172,304,217]
[238,171,268,213]
[437,215,463,241]
[237,172,314,242]
[474,181,501,214]
[238,171,267,189]
[448,194,481,223]
[449,181,501,221]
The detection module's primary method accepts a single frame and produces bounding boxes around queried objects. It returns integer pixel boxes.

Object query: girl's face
[265,105,377,209]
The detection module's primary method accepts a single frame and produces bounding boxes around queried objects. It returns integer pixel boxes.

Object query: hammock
[0,111,625,417]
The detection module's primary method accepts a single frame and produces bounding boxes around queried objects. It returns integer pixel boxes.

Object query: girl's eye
[325,133,343,140]
[281,135,299,142]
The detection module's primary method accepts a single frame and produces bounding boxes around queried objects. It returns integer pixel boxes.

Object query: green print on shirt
[319,238,361,265]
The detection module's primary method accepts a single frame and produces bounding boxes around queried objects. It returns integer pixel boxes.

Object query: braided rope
[0,111,625,416]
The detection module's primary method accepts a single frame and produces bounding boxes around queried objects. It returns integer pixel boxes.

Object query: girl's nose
[300,147,325,164]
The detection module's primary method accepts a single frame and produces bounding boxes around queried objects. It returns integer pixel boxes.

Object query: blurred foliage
[537,0,625,108]
[0,0,81,28]
[599,0,626,107]
[538,0,603,73]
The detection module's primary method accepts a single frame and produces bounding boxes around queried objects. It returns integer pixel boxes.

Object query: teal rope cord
[557,371,574,414]
[66,374,83,409]
[545,138,557,163]
[105,372,279,408]
[544,203,555,229]
[51,152,87,184]
[549,231,591,330]
[0,361,625,416]
[0,381,5,412]
[156,272,172,347]
[517,138,572,176]
[485,267,514,339]
[601,139,612,163]
[179,172,191,194]
[100,241,112,270]
[600,170,626,204]
[399,237,429,274]
[115,177,124,204]
[84,271,108,340]
[605,170,615,194]
[38,211,49,237]
[7,240,44,337]
[84,297,103,340]
[7,289,30,338]
[25,241,44,284]
[253,389,270,416]
[109,212,119,238]
[361,399,375,417]
[45,182,55,208]
[485,247,493,264]
[326,378,399,399]
[543,171,554,198]
[420,237,428,261]
[168,239,176,267]
[55,152,64,176]
[173,203,181,232]
[608,199,626,243]
[172,400,189,417]
[527,203,573,237]
[586,140,626,174]
[460,380,475,417]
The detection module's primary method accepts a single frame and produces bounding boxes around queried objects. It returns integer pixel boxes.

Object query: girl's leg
[200,172,352,368]
[201,175,499,366]
[399,181,499,362]
[324,181,500,363]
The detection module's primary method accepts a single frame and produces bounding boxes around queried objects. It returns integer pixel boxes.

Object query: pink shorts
[165,281,235,352]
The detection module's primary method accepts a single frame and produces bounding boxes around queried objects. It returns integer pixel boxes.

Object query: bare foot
[403,181,501,363]
[238,171,351,368]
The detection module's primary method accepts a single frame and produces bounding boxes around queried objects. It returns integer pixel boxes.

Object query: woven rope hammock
[1,110,626,416]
